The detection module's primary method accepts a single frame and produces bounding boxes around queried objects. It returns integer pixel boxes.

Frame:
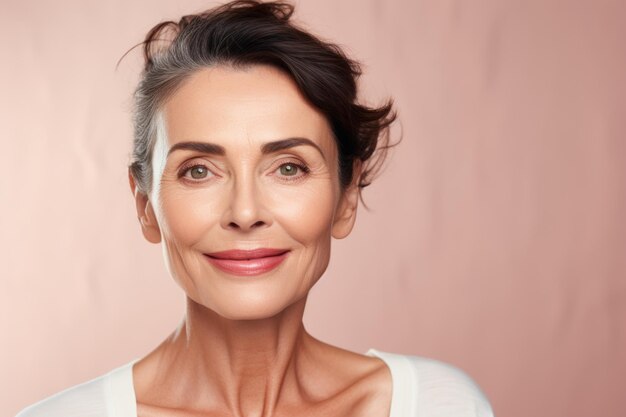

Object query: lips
[204,248,290,276]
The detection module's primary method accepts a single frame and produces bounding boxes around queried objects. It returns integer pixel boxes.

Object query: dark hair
[126,0,399,207]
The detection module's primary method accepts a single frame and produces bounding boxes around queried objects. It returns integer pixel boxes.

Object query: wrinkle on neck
[147,296,316,417]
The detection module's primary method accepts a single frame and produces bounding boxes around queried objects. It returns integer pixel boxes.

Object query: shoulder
[405,353,494,417]
[15,375,108,417]
[368,349,495,417]
[14,360,136,417]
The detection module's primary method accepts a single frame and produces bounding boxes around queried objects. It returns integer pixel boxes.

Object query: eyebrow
[166,137,326,161]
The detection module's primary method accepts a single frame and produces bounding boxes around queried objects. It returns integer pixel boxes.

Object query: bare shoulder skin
[128,65,392,417]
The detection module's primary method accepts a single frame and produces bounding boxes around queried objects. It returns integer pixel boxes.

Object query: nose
[220,174,271,232]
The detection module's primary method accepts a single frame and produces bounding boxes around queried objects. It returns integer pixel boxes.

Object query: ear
[128,168,161,244]
[331,160,362,239]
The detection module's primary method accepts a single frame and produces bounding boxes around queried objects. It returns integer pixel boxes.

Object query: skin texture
[128,64,392,417]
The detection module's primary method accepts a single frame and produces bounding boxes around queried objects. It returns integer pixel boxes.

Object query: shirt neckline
[111,348,415,417]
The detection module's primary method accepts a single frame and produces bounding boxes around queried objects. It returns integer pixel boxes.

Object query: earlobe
[331,160,362,240]
[128,169,162,244]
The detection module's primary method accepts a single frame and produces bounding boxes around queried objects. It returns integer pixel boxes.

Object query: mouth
[204,248,290,276]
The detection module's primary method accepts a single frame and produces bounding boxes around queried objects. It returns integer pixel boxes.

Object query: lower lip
[204,252,289,276]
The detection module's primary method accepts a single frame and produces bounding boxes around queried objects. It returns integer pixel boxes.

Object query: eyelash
[177,160,311,184]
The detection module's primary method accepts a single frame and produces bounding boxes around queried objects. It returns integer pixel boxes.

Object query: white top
[15,349,494,417]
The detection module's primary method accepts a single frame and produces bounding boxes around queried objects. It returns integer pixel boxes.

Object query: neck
[148,295,318,417]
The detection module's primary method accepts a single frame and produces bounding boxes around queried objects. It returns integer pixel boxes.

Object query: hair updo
[127,0,399,207]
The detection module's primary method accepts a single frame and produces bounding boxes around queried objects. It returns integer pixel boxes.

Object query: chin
[193,287,301,321]
[210,300,293,321]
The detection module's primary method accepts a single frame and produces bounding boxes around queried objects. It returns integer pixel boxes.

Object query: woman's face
[130,64,360,320]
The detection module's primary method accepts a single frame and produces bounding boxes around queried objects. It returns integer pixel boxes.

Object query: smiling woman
[16,1,494,417]
[144,64,352,321]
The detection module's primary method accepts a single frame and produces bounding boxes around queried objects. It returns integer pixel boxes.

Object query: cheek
[156,186,222,303]
[158,187,220,247]
[268,180,338,294]
[269,181,337,245]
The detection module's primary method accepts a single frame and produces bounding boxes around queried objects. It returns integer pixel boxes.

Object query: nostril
[227,220,266,230]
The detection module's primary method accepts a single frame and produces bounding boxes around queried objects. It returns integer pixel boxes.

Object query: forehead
[161,64,335,155]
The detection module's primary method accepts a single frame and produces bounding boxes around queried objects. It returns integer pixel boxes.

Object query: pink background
[2,1,625,416]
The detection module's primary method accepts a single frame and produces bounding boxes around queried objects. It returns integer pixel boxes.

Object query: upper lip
[205,248,290,260]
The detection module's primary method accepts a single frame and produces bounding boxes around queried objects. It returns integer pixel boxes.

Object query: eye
[275,161,310,181]
[279,163,298,176]
[178,163,214,182]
